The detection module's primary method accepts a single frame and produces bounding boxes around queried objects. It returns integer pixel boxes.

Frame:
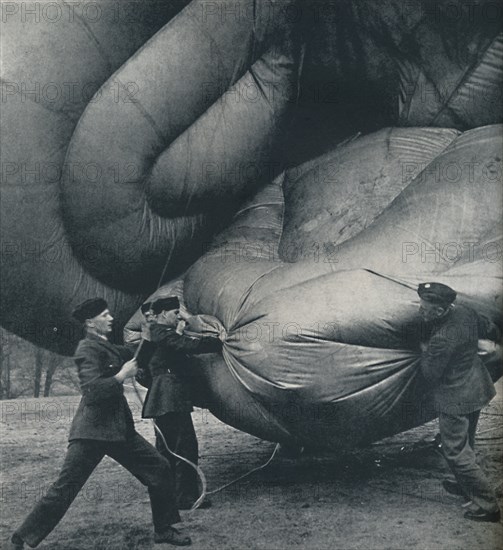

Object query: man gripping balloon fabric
[140,297,223,510]
[418,283,501,523]
[7,299,191,549]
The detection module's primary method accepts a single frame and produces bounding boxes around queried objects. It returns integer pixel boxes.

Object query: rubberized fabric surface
[127,126,502,448]
[2,1,502,354]
[1,0,502,447]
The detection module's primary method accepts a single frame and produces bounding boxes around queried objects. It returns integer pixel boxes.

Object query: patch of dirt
[1,383,502,549]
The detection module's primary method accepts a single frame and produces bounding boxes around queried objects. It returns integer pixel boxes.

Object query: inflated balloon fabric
[2,0,502,451]
[293,0,503,161]
[1,1,192,352]
[1,0,301,352]
[174,126,501,448]
[2,1,501,355]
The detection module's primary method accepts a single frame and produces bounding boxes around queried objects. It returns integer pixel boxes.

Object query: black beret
[417,283,457,306]
[140,302,152,314]
[151,296,180,315]
[72,298,108,322]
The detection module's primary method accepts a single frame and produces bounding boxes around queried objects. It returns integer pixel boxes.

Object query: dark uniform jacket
[421,305,499,414]
[142,323,222,418]
[69,333,134,442]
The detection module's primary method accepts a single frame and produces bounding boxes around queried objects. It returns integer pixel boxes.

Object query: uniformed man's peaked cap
[417,282,457,305]
[72,298,108,322]
[151,296,180,314]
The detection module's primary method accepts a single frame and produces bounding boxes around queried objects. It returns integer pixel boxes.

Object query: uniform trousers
[154,413,199,505]
[16,433,180,548]
[440,410,498,512]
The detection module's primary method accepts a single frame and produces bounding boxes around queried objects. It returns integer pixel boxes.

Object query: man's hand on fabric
[141,322,152,342]
[185,315,205,334]
[478,339,498,356]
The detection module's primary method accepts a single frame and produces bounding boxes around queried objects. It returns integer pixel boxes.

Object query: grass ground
[1,383,502,549]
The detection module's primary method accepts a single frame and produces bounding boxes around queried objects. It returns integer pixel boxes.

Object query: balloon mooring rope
[127,378,280,512]
[127,176,280,512]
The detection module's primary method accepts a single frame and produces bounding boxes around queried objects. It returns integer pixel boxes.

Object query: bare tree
[0,328,79,399]
[44,360,59,397]
[0,333,12,399]
[34,347,44,398]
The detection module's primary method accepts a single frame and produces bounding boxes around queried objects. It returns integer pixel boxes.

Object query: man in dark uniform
[141,297,222,510]
[418,282,501,523]
[132,302,156,388]
[7,299,191,549]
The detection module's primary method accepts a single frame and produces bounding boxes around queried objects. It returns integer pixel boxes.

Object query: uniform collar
[85,332,123,357]
[87,331,108,341]
[150,322,176,342]
[431,305,454,326]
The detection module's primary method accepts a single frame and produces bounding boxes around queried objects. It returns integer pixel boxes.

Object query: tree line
[0,328,79,399]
